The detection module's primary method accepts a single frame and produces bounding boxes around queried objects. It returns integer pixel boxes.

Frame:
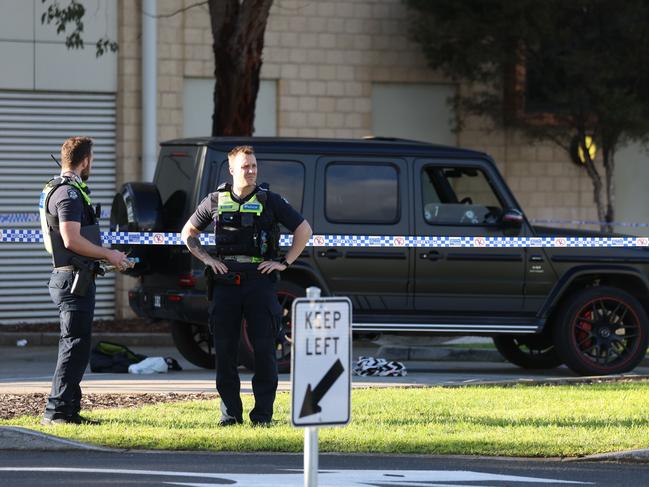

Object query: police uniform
[39,171,100,421]
[189,183,304,424]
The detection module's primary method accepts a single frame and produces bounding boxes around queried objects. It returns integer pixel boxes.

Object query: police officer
[181,145,312,426]
[39,136,130,425]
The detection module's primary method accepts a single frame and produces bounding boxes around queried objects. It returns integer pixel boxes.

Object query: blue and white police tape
[2,229,649,248]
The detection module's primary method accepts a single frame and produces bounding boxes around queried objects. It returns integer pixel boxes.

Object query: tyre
[239,280,305,373]
[109,182,163,277]
[493,334,563,369]
[553,286,649,376]
[171,321,215,369]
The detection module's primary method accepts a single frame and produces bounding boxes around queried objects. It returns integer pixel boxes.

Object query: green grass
[5,384,649,457]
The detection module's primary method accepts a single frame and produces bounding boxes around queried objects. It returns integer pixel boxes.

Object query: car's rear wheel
[171,321,214,369]
[553,286,649,375]
[239,280,305,373]
[493,334,563,369]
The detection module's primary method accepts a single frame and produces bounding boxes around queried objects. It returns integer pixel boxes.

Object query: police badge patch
[67,189,78,200]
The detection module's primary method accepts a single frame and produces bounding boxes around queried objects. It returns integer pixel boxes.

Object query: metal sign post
[291,286,352,487]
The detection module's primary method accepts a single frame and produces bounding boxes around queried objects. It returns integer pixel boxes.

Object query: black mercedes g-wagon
[110,136,649,376]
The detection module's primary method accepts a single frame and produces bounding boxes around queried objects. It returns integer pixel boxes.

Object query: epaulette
[217,182,231,192]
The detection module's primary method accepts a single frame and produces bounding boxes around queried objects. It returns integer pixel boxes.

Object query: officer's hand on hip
[205,257,228,275]
[258,260,286,274]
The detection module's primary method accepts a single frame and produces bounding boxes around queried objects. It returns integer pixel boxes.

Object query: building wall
[113,0,607,317]
[0,0,117,91]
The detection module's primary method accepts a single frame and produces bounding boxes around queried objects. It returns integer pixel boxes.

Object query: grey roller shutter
[0,90,116,324]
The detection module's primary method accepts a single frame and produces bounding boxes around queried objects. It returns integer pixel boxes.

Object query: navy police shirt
[47,174,93,225]
[189,187,304,232]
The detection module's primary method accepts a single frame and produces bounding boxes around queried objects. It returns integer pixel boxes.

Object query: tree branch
[144,1,209,19]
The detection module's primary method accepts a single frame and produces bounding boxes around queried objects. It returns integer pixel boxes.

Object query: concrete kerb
[0,426,119,451]
[2,425,649,462]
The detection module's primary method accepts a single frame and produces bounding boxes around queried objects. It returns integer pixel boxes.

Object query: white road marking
[0,467,592,486]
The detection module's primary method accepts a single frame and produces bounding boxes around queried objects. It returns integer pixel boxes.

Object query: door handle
[318,249,342,259]
[420,250,442,261]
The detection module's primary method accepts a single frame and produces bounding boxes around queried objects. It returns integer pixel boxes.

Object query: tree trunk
[580,138,608,233]
[602,146,615,234]
[208,0,273,136]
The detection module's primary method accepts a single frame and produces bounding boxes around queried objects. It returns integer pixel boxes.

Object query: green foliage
[403,0,649,147]
[5,384,649,457]
[41,0,117,57]
[404,0,649,227]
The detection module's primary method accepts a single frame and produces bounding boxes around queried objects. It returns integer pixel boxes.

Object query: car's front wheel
[239,280,305,373]
[171,321,214,369]
[493,334,562,369]
[553,286,649,375]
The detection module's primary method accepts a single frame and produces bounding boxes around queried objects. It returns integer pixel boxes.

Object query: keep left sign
[291,296,352,427]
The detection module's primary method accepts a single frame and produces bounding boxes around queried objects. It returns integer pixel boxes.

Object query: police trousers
[208,268,282,423]
[44,269,95,420]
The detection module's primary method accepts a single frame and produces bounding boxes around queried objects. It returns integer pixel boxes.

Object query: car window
[216,159,305,211]
[421,166,503,225]
[326,163,399,224]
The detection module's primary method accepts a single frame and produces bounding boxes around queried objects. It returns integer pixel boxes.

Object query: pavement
[2,334,649,462]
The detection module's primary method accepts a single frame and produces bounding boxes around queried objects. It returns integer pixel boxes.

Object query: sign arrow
[299,359,345,418]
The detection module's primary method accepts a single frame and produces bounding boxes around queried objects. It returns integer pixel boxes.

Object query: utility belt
[204,266,276,300]
[222,255,264,264]
[68,256,103,296]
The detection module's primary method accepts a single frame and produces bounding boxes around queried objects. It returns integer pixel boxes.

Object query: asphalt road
[0,450,646,487]
[2,344,649,394]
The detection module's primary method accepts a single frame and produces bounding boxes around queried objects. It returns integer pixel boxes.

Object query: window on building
[326,163,399,224]
[183,78,277,136]
[372,83,456,145]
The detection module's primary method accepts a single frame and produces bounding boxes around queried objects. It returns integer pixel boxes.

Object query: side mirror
[501,208,524,226]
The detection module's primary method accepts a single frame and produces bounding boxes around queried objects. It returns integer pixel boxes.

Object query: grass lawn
[5,383,649,457]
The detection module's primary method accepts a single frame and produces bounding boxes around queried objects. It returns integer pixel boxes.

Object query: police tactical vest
[39,175,101,267]
[211,183,279,261]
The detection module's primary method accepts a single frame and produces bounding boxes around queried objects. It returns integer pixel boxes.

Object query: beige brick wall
[114,0,600,317]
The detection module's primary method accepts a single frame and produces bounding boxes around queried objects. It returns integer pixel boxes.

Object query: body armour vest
[212,183,280,261]
[39,176,101,267]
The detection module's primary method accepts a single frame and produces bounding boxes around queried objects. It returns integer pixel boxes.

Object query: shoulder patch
[282,197,290,204]
[67,188,79,200]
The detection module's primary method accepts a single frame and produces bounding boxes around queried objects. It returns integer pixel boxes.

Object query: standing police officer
[39,137,130,425]
[181,145,312,426]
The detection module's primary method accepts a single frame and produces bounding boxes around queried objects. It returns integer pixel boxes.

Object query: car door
[413,158,527,315]
[313,156,411,312]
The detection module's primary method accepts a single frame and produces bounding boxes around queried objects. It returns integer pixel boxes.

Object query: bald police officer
[181,145,312,426]
[39,136,130,425]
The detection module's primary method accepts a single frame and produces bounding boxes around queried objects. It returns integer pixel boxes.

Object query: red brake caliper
[577,310,593,352]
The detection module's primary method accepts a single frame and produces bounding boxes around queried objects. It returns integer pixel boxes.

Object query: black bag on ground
[90,341,147,373]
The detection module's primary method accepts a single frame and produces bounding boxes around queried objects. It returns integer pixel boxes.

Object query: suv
[110,136,649,376]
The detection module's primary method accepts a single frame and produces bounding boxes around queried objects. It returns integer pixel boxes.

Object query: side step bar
[351,323,540,333]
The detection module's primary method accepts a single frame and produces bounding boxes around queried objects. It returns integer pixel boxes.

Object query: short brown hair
[227,145,255,161]
[61,137,93,169]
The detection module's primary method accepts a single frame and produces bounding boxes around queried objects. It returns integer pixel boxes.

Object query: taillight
[168,294,183,302]
[178,274,196,287]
